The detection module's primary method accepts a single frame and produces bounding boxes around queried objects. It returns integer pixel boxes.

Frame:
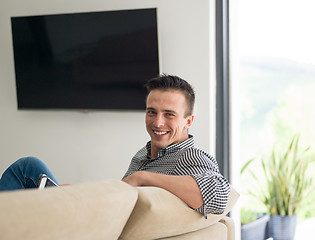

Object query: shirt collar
[146,135,195,159]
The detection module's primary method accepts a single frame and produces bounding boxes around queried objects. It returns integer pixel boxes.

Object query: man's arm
[122,171,204,210]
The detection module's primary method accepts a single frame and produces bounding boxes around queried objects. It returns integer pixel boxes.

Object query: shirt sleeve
[173,148,230,217]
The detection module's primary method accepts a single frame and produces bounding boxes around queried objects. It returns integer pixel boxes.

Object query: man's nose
[153,114,165,127]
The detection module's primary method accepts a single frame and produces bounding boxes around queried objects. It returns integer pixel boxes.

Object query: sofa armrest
[219,216,235,240]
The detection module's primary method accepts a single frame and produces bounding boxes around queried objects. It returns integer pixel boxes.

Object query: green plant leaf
[241,135,314,216]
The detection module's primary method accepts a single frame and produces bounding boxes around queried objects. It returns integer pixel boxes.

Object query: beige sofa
[0,179,239,240]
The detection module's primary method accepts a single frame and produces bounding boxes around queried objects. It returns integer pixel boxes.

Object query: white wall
[0,0,215,184]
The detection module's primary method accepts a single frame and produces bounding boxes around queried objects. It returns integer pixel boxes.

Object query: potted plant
[242,135,315,240]
[241,208,269,240]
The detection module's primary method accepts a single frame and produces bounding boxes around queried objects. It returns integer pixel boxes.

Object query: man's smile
[153,130,169,136]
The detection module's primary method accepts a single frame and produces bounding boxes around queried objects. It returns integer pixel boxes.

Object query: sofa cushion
[0,179,138,240]
[119,185,239,240]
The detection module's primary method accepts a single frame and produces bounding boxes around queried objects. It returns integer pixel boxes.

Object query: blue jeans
[0,157,59,191]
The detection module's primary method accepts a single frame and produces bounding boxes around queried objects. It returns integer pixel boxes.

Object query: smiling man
[0,74,230,217]
[122,74,230,216]
[146,89,193,158]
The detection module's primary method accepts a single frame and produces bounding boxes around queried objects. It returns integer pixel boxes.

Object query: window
[237,0,315,238]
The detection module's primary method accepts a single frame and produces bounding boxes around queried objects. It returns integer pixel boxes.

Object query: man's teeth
[154,131,167,135]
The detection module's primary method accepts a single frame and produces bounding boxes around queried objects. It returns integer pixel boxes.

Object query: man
[0,74,230,216]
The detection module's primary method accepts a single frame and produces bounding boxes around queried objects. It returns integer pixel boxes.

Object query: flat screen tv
[11,8,159,110]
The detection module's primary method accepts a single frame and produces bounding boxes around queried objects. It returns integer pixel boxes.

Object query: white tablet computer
[37,174,59,189]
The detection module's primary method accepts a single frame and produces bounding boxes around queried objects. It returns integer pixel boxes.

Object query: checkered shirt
[122,135,230,217]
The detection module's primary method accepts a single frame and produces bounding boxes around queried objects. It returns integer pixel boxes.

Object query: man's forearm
[122,171,204,209]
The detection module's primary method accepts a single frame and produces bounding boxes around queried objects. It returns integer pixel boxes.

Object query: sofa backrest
[0,180,239,240]
[0,179,138,240]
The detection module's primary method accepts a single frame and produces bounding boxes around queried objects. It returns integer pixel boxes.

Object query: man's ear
[185,114,194,129]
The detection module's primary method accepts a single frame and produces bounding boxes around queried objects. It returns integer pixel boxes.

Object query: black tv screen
[11,8,159,110]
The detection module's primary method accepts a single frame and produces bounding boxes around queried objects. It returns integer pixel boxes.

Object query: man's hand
[122,171,204,210]
[59,184,71,187]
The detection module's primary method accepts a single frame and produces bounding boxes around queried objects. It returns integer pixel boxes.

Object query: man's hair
[144,74,195,116]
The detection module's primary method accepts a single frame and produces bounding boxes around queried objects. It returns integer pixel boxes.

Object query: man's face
[145,89,194,157]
